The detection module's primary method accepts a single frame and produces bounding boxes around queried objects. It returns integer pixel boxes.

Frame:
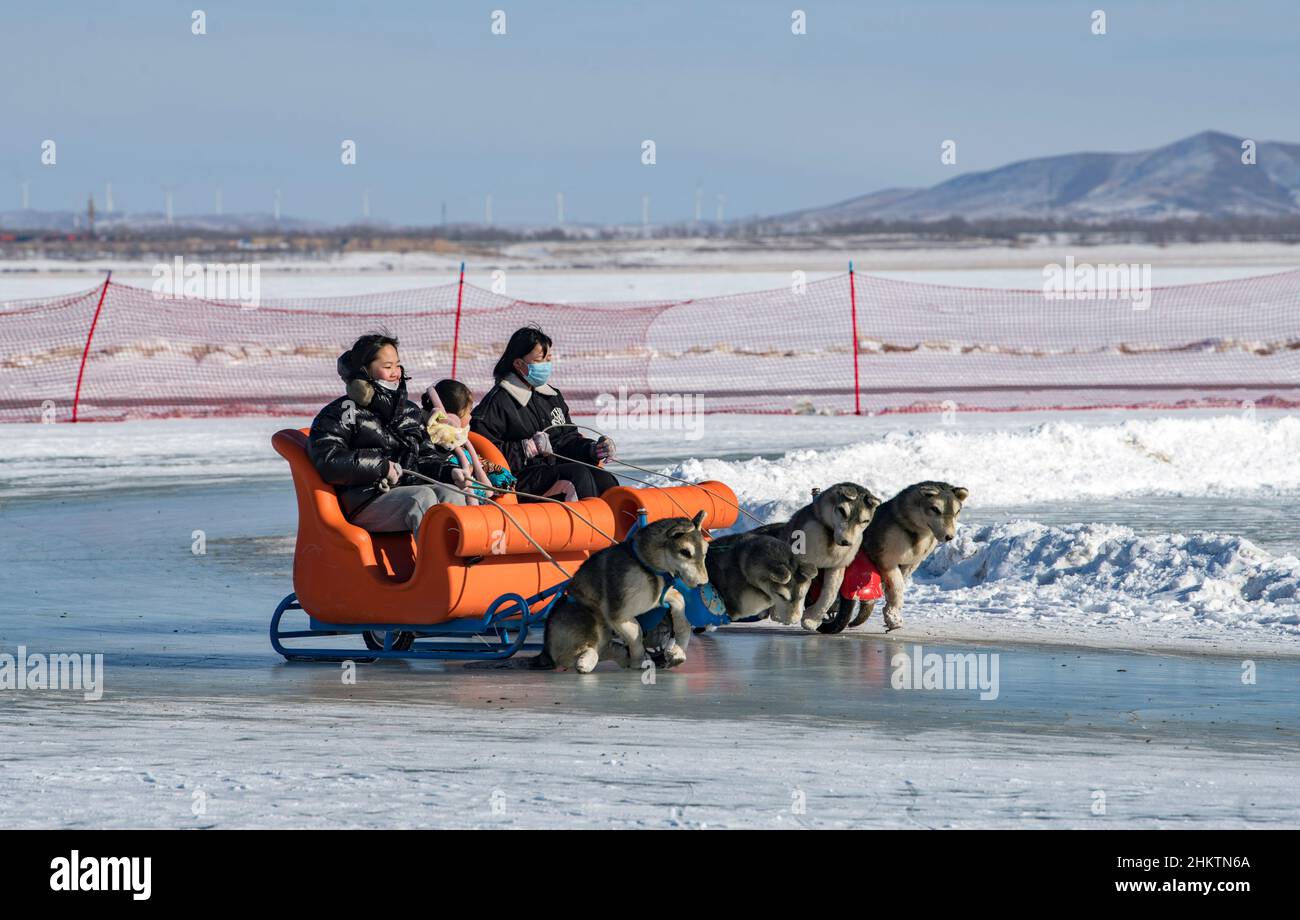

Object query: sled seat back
[601,480,740,539]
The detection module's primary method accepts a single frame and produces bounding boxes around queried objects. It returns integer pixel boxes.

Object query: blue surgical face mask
[524,361,552,387]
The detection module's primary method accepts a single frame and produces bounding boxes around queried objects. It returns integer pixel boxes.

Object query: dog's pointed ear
[864,489,883,510]
[952,487,969,502]
[767,563,792,585]
[691,510,707,530]
[668,518,696,539]
[919,485,941,498]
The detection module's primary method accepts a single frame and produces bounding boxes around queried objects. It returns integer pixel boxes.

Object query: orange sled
[269,428,737,661]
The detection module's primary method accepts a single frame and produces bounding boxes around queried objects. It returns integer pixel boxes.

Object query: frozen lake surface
[5,623,1297,829]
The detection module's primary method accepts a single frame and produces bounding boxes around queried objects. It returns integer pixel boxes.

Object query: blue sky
[2,0,1295,225]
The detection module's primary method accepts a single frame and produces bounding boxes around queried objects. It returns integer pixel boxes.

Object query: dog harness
[840,548,885,601]
[806,547,884,604]
[628,540,675,610]
[626,539,730,632]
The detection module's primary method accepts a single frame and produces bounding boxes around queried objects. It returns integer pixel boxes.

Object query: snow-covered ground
[2,258,1297,828]
[1,238,1296,302]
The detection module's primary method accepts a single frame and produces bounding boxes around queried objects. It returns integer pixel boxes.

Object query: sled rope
[546,422,766,526]
[463,479,617,544]
[399,470,573,579]
[549,452,697,521]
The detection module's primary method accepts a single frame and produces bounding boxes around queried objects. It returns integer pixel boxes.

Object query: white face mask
[374,378,400,391]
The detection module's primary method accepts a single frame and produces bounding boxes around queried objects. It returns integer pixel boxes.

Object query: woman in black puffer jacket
[470,326,618,502]
[308,333,465,534]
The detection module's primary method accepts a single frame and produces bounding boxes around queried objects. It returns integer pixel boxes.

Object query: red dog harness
[806,548,884,604]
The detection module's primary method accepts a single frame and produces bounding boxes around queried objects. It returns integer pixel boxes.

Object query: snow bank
[912,521,1300,636]
[672,414,1300,520]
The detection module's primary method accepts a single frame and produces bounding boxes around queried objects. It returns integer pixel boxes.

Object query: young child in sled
[421,378,515,500]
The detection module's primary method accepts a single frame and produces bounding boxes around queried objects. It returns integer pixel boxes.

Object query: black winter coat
[308,353,458,517]
[470,373,600,475]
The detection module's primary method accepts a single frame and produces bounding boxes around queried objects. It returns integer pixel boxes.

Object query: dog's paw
[648,645,686,669]
[800,615,824,632]
[882,608,904,632]
[574,648,600,673]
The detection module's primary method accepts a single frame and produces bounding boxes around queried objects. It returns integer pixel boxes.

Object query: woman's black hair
[492,326,552,382]
[348,332,400,376]
[435,379,473,416]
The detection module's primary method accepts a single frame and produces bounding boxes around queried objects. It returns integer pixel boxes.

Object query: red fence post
[848,261,861,415]
[450,261,465,378]
[71,271,112,422]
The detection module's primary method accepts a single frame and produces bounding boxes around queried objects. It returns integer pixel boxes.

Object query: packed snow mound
[911,521,1300,634]
[671,415,1300,518]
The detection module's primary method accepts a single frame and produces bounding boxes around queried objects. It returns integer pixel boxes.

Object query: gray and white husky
[751,482,881,631]
[706,532,820,623]
[533,511,709,673]
[821,481,968,634]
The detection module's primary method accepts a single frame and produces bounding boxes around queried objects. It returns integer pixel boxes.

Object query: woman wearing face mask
[470,326,618,502]
[307,333,466,536]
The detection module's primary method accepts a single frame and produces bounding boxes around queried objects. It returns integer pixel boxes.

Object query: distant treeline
[4,215,1300,257]
[741,214,1300,244]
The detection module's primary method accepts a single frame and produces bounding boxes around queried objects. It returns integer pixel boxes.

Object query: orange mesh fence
[1,269,1297,422]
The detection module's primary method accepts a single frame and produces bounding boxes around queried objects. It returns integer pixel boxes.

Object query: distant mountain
[776,131,1300,227]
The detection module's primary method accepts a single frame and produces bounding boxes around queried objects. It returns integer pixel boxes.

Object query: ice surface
[5,655,1298,829]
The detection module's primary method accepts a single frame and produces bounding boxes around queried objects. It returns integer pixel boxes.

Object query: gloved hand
[595,436,617,463]
[485,461,517,491]
[385,461,403,486]
[522,431,554,460]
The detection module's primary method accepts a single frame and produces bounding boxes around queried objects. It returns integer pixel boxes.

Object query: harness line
[395,471,574,580]
[543,422,766,526]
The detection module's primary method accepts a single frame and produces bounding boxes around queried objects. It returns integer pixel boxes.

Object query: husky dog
[533,511,709,673]
[822,481,968,633]
[750,483,881,631]
[705,532,820,623]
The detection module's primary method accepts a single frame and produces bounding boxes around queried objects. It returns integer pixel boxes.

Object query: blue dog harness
[627,538,730,632]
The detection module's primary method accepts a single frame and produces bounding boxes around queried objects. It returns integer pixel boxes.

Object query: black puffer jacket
[308,353,458,517]
[470,372,600,475]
